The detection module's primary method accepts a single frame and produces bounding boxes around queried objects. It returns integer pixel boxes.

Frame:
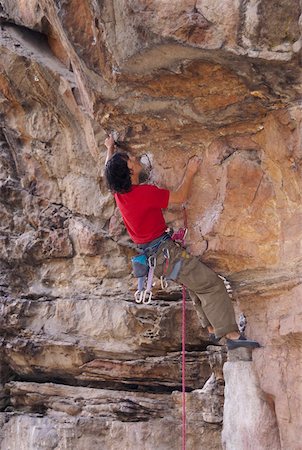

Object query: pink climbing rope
[182,283,186,450]
[181,205,188,450]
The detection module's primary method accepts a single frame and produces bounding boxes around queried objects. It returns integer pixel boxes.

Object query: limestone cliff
[0,1,301,449]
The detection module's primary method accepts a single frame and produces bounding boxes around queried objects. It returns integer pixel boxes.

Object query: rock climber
[104,133,260,350]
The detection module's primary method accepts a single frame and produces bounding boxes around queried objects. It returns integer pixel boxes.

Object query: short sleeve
[143,185,170,209]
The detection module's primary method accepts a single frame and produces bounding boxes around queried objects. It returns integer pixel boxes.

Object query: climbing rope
[182,283,186,450]
[181,205,188,450]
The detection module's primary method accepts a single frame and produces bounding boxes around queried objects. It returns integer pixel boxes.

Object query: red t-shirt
[114,184,170,244]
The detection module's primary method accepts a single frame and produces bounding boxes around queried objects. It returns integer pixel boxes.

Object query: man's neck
[131,174,140,185]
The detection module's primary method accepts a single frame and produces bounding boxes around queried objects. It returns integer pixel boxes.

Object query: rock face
[222,350,281,450]
[2,382,223,450]
[0,1,301,449]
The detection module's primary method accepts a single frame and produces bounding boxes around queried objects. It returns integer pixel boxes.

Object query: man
[104,134,259,349]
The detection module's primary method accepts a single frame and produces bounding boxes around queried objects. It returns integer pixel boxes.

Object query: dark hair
[105,152,132,193]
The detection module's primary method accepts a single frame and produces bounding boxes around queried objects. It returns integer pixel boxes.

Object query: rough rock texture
[1,382,222,450]
[0,1,301,449]
[222,350,281,450]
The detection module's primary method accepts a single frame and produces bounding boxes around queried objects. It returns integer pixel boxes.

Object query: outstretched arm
[104,133,116,165]
[168,156,200,206]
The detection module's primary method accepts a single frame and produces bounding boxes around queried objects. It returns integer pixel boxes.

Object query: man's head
[105,152,143,193]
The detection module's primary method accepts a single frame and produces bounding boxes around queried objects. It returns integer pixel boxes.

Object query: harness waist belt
[138,232,171,255]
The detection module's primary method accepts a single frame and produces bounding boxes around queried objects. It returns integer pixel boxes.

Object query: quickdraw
[159,218,188,291]
[160,247,170,289]
[134,254,156,304]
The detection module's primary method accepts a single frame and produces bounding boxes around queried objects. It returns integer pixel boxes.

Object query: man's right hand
[105,133,115,150]
[186,156,201,175]
[168,156,201,206]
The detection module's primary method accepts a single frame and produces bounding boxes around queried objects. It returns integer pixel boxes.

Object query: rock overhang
[0,2,301,449]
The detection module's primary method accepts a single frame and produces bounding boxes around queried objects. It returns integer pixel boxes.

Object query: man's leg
[187,289,211,329]
[154,239,238,337]
[155,240,260,348]
[187,289,221,342]
[176,250,238,338]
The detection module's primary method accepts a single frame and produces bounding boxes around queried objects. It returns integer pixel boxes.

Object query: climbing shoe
[226,334,260,350]
[208,333,222,345]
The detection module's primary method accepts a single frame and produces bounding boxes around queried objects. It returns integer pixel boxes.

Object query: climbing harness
[132,206,188,304]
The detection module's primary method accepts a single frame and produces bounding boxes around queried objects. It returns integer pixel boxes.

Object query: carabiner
[142,290,152,304]
[148,254,156,268]
[163,248,170,260]
[160,275,168,289]
[134,290,144,304]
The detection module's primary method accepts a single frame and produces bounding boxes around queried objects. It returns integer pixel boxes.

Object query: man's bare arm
[104,134,116,165]
[169,156,200,205]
